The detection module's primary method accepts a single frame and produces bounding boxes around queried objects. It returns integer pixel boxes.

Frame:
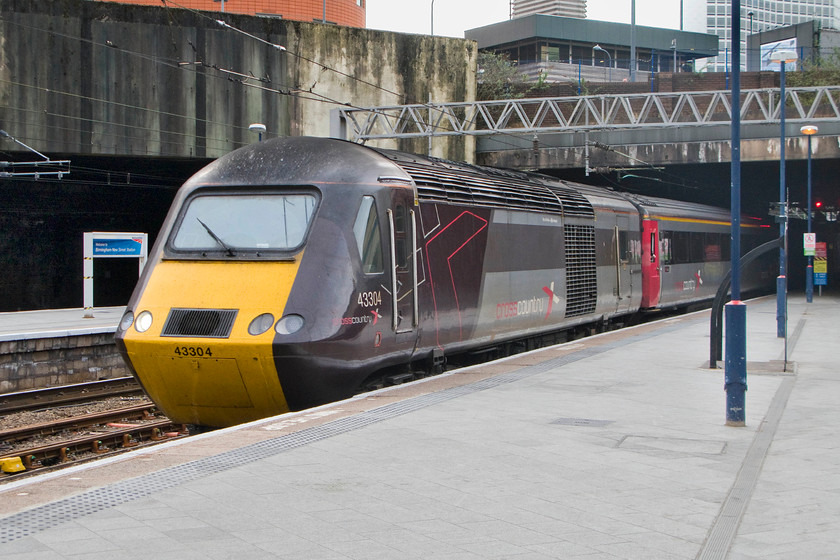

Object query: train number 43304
[357,290,382,308]
[174,346,213,357]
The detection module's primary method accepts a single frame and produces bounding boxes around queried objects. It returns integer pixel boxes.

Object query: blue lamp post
[725,0,746,426]
[771,49,797,339]
[801,124,818,303]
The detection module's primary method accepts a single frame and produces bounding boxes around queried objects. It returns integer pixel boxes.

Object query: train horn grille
[161,308,238,338]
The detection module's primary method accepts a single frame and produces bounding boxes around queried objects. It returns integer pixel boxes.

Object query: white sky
[364,0,687,39]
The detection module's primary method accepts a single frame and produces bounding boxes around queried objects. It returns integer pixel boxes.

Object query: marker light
[118,311,134,331]
[275,314,304,335]
[134,311,153,333]
[248,313,275,335]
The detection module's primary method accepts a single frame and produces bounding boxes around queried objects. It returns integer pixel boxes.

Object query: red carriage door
[640,219,661,307]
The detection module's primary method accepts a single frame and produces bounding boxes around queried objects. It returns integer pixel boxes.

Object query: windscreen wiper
[196,218,236,257]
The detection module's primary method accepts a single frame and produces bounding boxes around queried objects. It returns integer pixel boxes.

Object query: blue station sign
[93,237,144,257]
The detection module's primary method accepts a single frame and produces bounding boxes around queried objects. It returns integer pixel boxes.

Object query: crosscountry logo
[542,281,561,319]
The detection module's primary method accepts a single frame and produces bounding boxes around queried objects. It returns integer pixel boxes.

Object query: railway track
[1,419,188,479]
[0,376,144,414]
[1,403,159,442]
[0,379,189,482]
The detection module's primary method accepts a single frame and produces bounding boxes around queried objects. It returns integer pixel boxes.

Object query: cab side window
[394,204,408,270]
[353,196,384,274]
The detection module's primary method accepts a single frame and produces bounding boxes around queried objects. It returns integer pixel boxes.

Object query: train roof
[181,136,410,190]
[180,137,761,226]
[372,147,595,219]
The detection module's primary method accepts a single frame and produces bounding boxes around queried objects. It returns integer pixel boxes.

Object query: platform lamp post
[593,45,611,82]
[428,0,435,155]
[801,124,818,303]
[671,39,677,72]
[771,49,797,339]
[630,0,636,82]
[725,0,746,427]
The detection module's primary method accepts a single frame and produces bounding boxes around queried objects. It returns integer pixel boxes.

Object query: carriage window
[629,236,642,264]
[619,231,641,265]
[661,232,673,264]
[690,232,706,262]
[353,196,384,274]
[171,193,317,254]
[704,233,722,262]
[672,231,689,264]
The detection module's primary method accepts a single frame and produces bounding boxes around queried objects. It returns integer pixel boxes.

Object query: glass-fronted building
[467,15,719,83]
[704,0,840,71]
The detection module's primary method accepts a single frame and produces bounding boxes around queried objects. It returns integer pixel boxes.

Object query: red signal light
[815,201,823,208]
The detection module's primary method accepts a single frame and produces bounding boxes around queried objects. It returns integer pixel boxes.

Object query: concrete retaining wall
[0,0,477,160]
[0,335,127,394]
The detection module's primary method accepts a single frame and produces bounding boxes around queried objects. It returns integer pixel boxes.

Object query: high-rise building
[702,0,840,71]
[512,0,587,20]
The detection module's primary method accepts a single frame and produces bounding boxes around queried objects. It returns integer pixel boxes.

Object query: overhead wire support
[0,129,70,178]
[214,19,286,51]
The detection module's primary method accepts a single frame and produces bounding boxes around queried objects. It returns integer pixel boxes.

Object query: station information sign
[814,242,828,286]
[92,237,145,257]
[83,232,148,317]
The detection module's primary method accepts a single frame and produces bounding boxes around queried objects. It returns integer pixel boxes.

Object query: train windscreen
[169,193,317,255]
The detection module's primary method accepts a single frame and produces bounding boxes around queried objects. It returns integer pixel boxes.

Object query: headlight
[248,313,275,335]
[118,311,134,331]
[275,314,304,335]
[135,311,153,333]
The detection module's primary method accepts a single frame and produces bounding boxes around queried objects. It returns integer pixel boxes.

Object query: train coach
[116,137,772,427]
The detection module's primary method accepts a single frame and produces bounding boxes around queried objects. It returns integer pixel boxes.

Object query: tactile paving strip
[0,322,681,544]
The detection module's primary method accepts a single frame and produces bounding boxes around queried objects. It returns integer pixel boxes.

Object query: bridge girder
[333,86,840,171]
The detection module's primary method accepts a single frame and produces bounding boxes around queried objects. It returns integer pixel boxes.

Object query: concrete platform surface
[0,307,124,342]
[0,294,838,559]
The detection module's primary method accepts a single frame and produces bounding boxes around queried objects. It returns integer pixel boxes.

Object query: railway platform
[1,294,838,559]
[0,307,128,393]
[0,307,124,342]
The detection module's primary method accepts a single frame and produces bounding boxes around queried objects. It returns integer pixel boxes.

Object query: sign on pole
[803,232,816,256]
[814,241,828,287]
[83,232,148,317]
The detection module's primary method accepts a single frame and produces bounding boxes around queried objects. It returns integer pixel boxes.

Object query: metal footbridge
[332,86,840,169]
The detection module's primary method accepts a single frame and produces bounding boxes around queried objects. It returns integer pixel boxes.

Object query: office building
[467,15,718,82]
[703,0,840,71]
[512,0,587,19]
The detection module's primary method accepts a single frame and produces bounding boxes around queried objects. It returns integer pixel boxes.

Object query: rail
[0,377,143,415]
[1,420,186,481]
[333,86,840,142]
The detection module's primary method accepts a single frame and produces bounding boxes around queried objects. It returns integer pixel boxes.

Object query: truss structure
[335,86,840,143]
